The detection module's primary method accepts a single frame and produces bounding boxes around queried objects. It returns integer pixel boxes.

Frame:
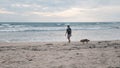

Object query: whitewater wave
[0,23,120,32]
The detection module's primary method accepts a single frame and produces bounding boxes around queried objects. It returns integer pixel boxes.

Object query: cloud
[0,0,120,22]
[0,9,15,14]
[11,3,42,8]
[29,8,81,17]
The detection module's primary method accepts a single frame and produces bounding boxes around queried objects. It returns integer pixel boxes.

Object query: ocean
[0,22,120,42]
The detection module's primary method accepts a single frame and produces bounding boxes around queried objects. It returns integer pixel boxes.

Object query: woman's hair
[67,25,70,27]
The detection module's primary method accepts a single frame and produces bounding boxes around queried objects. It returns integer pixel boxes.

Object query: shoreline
[0,40,120,46]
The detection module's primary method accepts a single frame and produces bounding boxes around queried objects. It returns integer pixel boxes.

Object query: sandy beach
[0,40,120,68]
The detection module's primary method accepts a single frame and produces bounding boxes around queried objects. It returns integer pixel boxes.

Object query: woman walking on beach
[65,25,72,43]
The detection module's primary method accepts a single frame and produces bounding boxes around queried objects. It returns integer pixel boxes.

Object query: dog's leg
[83,42,84,44]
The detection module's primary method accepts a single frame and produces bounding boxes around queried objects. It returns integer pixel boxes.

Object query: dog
[80,39,90,44]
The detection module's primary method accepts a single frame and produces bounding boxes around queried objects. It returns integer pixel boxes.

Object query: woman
[65,25,72,43]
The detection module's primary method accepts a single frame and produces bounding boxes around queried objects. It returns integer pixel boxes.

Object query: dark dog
[80,39,90,44]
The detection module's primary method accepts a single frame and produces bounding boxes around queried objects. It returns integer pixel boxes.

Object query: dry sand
[0,40,120,68]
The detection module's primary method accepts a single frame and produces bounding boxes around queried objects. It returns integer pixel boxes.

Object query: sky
[0,0,120,22]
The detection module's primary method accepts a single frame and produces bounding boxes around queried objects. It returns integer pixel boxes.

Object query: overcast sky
[0,0,120,22]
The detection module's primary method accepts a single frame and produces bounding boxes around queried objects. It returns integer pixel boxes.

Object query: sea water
[0,22,120,42]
